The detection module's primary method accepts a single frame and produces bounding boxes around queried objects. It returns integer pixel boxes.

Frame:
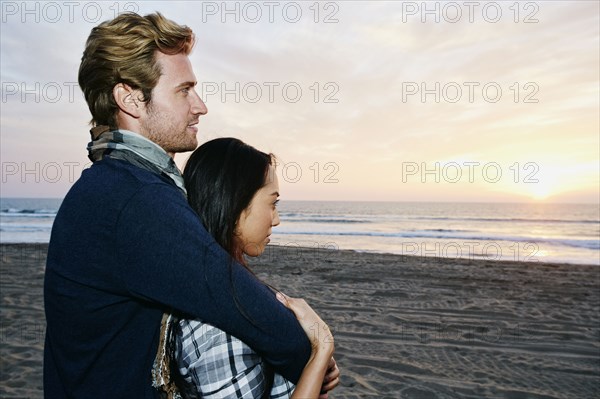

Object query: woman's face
[236,165,280,257]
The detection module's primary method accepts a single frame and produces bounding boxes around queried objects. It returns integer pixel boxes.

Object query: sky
[1,0,598,203]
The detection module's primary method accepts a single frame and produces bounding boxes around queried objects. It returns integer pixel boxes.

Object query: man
[44,12,334,398]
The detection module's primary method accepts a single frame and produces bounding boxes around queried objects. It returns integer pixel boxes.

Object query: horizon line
[1,197,599,206]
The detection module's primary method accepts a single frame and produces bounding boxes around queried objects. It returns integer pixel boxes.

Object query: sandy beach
[1,243,598,398]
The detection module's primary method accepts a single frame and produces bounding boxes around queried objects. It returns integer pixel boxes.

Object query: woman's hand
[275,292,334,358]
[276,292,339,399]
[317,356,341,399]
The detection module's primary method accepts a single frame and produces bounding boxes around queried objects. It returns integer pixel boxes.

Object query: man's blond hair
[78,12,195,128]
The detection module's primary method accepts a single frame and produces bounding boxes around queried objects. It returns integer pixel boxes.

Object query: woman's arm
[276,293,340,399]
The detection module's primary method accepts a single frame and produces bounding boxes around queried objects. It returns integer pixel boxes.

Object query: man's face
[139,52,207,155]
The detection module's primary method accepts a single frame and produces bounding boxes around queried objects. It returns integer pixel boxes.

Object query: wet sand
[1,243,599,398]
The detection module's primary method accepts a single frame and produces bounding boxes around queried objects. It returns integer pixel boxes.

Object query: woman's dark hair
[183,137,274,264]
[173,138,278,396]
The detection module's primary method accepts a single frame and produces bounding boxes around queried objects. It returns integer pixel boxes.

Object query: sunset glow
[1,1,598,203]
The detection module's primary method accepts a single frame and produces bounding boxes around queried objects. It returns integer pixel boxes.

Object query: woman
[153,138,339,399]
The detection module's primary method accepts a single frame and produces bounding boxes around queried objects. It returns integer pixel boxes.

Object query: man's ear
[113,83,144,119]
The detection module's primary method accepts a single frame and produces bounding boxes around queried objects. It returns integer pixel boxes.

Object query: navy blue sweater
[44,158,311,398]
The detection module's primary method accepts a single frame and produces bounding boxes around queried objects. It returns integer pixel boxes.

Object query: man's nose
[191,90,208,115]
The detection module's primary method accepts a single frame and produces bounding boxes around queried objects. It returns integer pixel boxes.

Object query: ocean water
[0,198,63,243]
[1,198,598,265]
[272,201,600,266]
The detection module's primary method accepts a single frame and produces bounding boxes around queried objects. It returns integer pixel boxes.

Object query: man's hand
[319,357,340,399]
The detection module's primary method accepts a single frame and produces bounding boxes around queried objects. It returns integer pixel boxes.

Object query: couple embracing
[44,12,339,399]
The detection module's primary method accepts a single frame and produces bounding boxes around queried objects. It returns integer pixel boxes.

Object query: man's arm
[115,183,311,382]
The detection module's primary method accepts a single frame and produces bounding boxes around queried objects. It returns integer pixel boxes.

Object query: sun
[529,184,553,201]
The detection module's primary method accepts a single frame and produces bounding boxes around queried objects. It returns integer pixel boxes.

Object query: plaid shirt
[176,319,295,398]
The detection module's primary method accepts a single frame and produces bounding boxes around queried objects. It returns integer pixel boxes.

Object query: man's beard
[141,103,197,154]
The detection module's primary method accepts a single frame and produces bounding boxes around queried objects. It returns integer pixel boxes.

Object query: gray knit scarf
[87,125,187,197]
